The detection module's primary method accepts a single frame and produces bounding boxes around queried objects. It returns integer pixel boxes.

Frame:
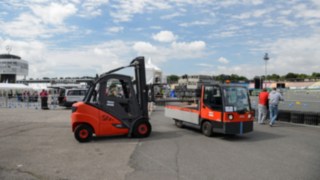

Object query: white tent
[0,83,34,97]
[0,83,33,90]
[145,58,163,84]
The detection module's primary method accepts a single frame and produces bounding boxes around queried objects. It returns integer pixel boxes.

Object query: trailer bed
[165,103,200,124]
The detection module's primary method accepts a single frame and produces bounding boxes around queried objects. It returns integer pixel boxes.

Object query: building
[0,54,28,83]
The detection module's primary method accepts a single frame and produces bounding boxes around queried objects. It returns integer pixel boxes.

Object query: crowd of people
[0,89,56,110]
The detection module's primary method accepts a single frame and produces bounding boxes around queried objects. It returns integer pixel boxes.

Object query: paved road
[128,107,320,180]
[0,108,137,180]
[0,107,319,180]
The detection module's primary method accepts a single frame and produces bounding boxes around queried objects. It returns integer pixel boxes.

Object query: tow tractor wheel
[174,119,184,128]
[202,121,213,137]
[74,124,93,143]
[133,120,152,138]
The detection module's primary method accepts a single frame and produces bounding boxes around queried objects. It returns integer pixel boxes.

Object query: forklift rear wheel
[174,119,184,128]
[202,121,213,137]
[133,120,151,138]
[74,124,93,142]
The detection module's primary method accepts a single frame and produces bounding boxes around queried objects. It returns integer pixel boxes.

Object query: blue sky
[0,0,320,79]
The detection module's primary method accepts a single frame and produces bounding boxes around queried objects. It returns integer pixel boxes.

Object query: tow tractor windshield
[223,86,250,113]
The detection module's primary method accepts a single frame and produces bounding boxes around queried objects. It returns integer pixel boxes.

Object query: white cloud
[171,41,206,51]
[0,2,78,39]
[233,9,272,19]
[0,38,136,78]
[276,17,296,27]
[220,0,263,7]
[133,41,157,55]
[0,13,74,39]
[160,12,183,20]
[152,31,177,43]
[110,0,171,22]
[80,0,109,17]
[292,3,320,19]
[311,0,320,7]
[30,3,77,25]
[0,13,44,38]
[218,31,236,38]
[198,64,259,79]
[267,35,320,74]
[150,26,162,30]
[179,20,210,27]
[197,63,213,68]
[106,26,124,33]
[131,40,207,65]
[218,57,229,64]
[262,15,297,27]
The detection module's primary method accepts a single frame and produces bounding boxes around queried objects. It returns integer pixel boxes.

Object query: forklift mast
[130,57,148,119]
[90,56,148,119]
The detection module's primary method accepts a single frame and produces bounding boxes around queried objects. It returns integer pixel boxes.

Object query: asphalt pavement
[128,107,320,180]
[0,107,319,180]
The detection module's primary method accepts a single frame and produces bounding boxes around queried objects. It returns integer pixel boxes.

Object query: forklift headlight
[228,114,234,120]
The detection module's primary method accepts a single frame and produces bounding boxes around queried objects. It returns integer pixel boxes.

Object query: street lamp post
[263,53,269,89]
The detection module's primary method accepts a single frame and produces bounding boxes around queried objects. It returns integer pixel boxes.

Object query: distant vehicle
[60,88,87,107]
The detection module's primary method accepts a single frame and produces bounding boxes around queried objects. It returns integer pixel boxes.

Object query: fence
[0,95,60,110]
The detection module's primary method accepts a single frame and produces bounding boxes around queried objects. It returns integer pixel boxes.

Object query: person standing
[268,88,284,127]
[258,88,269,124]
[40,89,49,109]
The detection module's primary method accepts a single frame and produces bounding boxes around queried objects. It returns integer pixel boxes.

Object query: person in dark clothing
[40,89,49,109]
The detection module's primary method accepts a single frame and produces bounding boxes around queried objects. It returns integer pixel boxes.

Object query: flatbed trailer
[165,84,254,136]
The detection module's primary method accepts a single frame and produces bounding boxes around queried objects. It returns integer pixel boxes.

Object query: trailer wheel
[174,119,184,128]
[133,120,151,138]
[74,124,93,143]
[202,121,213,137]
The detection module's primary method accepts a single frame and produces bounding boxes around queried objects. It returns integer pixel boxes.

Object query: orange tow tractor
[165,84,254,136]
[71,57,151,142]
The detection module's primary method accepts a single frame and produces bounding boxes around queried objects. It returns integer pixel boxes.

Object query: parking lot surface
[0,107,320,180]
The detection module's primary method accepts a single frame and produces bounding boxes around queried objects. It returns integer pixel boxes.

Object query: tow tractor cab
[71,57,151,142]
[165,84,254,136]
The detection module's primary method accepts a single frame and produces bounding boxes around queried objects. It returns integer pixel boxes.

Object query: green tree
[267,74,280,81]
[284,72,298,80]
[297,74,309,79]
[167,75,179,84]
[215,74,248,82]
[311,72,320,78]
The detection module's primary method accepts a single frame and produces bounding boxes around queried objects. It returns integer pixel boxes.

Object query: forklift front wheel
[202,121,213,137]
[133,120,151,138]
[74,124,93,143]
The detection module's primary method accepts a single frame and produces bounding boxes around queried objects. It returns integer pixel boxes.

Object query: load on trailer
[71,57,151,142]
[165,84,254,136]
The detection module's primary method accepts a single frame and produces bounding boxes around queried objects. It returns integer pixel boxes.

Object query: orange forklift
[71,57,151,142]
[165,84,254,136]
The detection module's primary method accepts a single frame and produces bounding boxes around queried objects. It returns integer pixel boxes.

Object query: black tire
[202,121,213,137]
[133,120,152,138]
[74,124,93,143]
[174,119,184,128]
